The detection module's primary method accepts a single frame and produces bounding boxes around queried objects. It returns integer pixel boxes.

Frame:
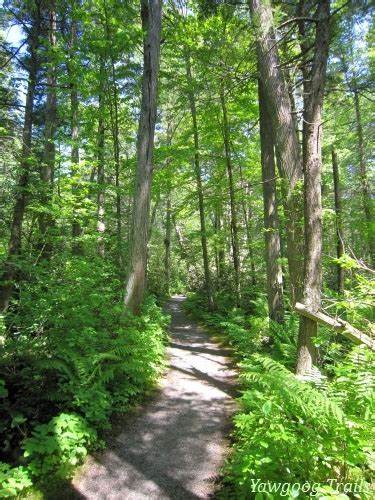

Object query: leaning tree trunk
[332,145,344,293]
[258,78,284,323]
[185,55,215,310]
[38,0,57,259]
[220,85,241,304]
[0,6,40,314]
[124,0,162,314]
[295,0,330,375]
[250,0,304,307]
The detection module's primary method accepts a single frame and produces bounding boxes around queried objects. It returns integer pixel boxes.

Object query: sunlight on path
[72,296,237,499]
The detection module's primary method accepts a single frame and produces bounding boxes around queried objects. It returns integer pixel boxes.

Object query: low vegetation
[185,287,374,500]
[0,257,169,497]
[0,0,374,497]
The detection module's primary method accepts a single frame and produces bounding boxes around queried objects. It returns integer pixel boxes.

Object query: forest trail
[72,296,238,499]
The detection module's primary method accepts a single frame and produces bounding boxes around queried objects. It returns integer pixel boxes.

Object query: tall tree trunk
[296,0,330,375]
[259,79,284,323]
[238,162,257,288]
[250,0,304,307]
[220,85,240,303]
[0,5,40,314]
[164,187,172,296]
[97,64,105,258]
[38,0,57,258]
[185,55,214,310]
[332,145,344,293]
[103,0,122,265]
[250,0,330,373]
[112,76,122,265]
[124,0,162,314]
[214,204,225,284]
[148,192,160,242]
[353,90,374,267]
[69,2,83,255]
[173,215,190,274]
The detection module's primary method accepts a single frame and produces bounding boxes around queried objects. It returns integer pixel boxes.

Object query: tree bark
[258,78,284,323]
[0,5,40,314]
[38,0,57,258]
[220,85,240,303]
[214,205,225,284]
[238,163,257,288]
[103,0,122,265]
[124,0,162,315]
[97,64,106,258]
[332,145,344,293]
[164,188,172,296]
[185,55,215,310]
[295,302,375,351]
[69,1,83,255]
[353,90,374,267]
[296,0,330,375]
[250,0,330,374]
[250,0,304,307]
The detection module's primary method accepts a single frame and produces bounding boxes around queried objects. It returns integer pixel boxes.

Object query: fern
[240,354,345,424]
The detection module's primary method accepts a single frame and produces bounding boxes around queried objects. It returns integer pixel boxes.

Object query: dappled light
[73,297,237,498]
[0,0,373,497]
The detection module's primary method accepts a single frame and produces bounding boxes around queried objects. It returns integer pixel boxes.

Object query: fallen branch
[294,302,375,351]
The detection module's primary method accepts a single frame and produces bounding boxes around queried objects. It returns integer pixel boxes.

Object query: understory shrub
[186,293,374,500]
[224,350,374,499]
[0,257,169,496]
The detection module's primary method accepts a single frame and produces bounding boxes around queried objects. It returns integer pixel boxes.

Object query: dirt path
[72,296,237,499]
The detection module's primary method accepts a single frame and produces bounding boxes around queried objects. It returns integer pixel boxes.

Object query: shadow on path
[71,296,237,499]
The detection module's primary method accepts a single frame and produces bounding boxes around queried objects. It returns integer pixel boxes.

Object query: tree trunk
[103,1,122,266]
[148,192,160,242]
[353,90,374,267]
[295,302,375,351]
[220,85,240,303]
[164,188,172,296]
[124,0,162,315]
[0,5,40,314]
[296,0,330,375]
[214,205,225,284]
[185,55,215,310]
[97,64,106,258]
[258,78,284,323]
[250,0,330,374]
[238,161,257,289]
[112,75,122,266]
[332,145,344,293]
[38,0,57,258]
[69,3,83,255]
[250,0,304,307]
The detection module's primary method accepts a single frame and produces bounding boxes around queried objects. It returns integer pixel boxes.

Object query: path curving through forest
[72,296,238,499]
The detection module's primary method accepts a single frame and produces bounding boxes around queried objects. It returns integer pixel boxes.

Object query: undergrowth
[185,293,374,500]
[0,257,169,497]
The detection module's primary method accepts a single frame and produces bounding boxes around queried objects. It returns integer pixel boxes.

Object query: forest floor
[70,295,238,499]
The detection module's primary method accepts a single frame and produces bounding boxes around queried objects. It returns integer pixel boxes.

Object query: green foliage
[188,293,374,499]
[0,257,168,495]
[0,464,32,498]
[223,348,374,498]
[23,413,96,478]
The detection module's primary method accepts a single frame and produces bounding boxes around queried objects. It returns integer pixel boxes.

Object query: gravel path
[72,296,237,499]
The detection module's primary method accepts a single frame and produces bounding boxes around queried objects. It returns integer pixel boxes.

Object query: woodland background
[0,0,374,497]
